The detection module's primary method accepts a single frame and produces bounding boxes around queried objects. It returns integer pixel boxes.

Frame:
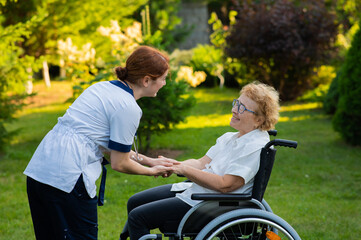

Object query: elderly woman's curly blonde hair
[240,82,280,131]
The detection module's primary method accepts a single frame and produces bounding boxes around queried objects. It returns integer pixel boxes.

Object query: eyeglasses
[232,99,256,114]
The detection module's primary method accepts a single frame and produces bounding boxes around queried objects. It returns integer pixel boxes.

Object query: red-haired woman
[24,46,177,240]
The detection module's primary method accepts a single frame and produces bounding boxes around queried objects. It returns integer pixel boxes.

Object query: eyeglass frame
[232,99,256,115]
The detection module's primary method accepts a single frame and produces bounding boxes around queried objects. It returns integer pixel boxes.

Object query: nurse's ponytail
[115,67,128,81]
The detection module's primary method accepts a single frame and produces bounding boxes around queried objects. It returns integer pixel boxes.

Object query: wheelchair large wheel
[195,209,301,240]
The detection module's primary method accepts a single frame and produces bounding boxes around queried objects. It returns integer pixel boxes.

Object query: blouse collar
[109,80,134,96]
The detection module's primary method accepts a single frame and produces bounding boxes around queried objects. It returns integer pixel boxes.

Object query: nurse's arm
[128,150,179,167]
[110,150,173,176]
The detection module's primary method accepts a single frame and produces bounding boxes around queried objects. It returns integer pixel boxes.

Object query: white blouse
[172,129,270,206]
[24,81,142,198]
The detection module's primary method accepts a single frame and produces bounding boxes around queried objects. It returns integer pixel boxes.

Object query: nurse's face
[147,70,168,97]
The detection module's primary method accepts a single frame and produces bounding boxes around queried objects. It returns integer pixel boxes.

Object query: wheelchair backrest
[251,130,299,202]
[251,147,277,202]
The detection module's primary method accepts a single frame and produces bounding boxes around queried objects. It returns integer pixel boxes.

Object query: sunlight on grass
[15,104,70,117]
[192,88,239,103]
[176,114,232,129]
[177,101,325,129]
[280,102,322,112]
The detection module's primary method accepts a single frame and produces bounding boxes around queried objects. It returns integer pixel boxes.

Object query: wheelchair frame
[122,130,301,240]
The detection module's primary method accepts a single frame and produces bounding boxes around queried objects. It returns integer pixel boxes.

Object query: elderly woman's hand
[151,156,180,167]
[172,162,187,176]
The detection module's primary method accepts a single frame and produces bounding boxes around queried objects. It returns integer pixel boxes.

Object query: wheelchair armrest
[264,139,298,149]
[191,193,252,201]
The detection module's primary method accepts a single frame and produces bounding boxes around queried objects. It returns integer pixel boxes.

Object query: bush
[0,17,40,152]
[225,0,338,100]
[137,74,196,152]
[323,69,341,114]
[190,44,222,87]
[298,65,336,103]
[332,21,361,145]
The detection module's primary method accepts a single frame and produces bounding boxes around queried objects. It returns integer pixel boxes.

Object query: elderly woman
[122,82,280,240]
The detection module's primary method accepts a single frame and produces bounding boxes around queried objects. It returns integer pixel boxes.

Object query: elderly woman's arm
[157,155,211,170]
[180,155,211,169]
[173,163,245,193]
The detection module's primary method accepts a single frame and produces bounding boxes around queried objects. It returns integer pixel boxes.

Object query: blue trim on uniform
[108,140,132,152]
[109,80,134,96]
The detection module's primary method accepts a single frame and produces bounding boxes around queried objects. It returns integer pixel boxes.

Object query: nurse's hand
[150,165,175,177]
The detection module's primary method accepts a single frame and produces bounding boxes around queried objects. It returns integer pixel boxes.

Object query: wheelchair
[120,130,301,240]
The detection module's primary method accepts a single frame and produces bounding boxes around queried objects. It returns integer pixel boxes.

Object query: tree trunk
[59,58,66,79]
[26,67,33,94]
[218,73,225,89]
[42,60,51,88]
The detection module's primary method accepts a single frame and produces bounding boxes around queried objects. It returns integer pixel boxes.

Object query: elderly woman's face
[230,94,260,136]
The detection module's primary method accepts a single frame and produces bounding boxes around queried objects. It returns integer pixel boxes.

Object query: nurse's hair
[115,46,169,85]
[240,81,280,131]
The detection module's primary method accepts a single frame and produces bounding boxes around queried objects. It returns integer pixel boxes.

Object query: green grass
[1,84,360,239]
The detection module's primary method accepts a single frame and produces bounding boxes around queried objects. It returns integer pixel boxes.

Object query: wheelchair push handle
[267,130,277,136]
[265,139,298,149]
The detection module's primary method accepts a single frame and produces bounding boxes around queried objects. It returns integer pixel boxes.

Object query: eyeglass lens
[233,99,246,114]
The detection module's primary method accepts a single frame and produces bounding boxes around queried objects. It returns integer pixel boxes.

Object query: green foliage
[138,0,191,51]
[190,44,223,87]
[225,0,338,100]
[323,69,341,114]
[0,15,41,151]
[137,76,196,152]
[297,84,330,103]
[1,0,147,65]
[298,65,336,103]
[332,20,361,145]
[188,10,240,88]
[330,0,361,27]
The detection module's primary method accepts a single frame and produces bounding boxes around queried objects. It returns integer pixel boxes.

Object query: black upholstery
[251,147,277,201]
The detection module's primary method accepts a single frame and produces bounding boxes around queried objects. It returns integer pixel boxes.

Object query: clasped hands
[150,156,185,178]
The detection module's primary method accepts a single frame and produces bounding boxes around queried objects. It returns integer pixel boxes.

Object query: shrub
[298,65,336,103]
[190,44,223,87]
[332,20,361,145]
[323,69,341,114]
[225,0,338,100]
[137,75,196,152]
[175,66,206,88]
[0,17,40,151]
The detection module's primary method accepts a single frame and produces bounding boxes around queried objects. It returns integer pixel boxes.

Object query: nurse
[24,46,176,240]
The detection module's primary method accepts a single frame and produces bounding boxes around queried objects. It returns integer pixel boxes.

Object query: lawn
[0,81,360,239]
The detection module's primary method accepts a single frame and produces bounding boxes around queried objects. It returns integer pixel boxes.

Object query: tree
[143,0,191,51]
[0,15,41,151]
[332,20,361,145]
[0,0,147,87]
[225,0,338,100]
